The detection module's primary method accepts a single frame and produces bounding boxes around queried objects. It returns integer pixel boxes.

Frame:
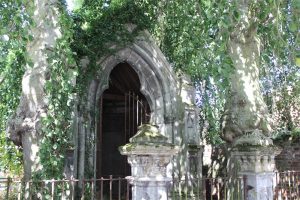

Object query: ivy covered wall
[0,0,299,179]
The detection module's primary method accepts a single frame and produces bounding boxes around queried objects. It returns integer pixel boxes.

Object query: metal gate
[95,91,150,199]
[124,91,150,139]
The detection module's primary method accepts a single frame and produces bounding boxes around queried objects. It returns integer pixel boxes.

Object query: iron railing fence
[274,171,300,200]
[170,176,247,200]
[0,175,130,200]
[1,171,300,200]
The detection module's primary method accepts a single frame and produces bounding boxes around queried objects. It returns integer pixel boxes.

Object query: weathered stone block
[120,124,179,200]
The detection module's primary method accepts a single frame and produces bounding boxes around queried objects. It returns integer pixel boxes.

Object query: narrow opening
[96,62,150,197]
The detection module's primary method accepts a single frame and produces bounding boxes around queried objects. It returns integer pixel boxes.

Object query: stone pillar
[231,130,279,200]
[119,124,179,200]
[186,145,204,199]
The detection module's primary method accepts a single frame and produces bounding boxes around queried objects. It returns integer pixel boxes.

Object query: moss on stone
[233,143,278,153]
[129,124,168,144]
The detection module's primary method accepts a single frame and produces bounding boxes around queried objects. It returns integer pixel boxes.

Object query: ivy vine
[0,0,299,177]
[0,0,33,175]
[36,2,78,179]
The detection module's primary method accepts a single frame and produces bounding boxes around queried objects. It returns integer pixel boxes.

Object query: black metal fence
[274,171,300,200]
[1,171,300,200]
[0,176,130,200]
[170,176,247,200]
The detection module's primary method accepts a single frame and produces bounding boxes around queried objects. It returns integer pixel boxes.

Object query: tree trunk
[221,0,272,143]
[7,0,62,180]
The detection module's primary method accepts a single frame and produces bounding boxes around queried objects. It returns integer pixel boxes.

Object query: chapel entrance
[96,62,150,195]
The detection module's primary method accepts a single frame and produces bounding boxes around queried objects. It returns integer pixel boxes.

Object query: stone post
[187,145,204,198]
[230,130,279,200]
[119,124,179,200]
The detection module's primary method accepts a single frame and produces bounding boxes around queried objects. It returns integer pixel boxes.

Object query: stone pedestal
[232,148,277,200]
[119,124,179,200]
[231,130,279,200]
[185,145,204,199]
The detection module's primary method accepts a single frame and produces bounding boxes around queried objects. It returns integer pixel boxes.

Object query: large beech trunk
[221,1,272,143]
[7,0,62,179]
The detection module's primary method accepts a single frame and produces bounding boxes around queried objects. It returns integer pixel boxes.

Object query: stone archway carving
[75,32,202,189]
[88,32,178,139]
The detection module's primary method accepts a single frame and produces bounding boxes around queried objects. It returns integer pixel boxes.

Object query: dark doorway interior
[96,62,150,197]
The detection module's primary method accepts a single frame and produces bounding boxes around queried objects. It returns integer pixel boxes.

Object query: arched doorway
[75,35,201,199]
[96,62,150,179]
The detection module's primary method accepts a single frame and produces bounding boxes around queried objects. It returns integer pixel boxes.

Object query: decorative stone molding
[120,124,179,200]
[233,129,273,147]
[93,35,178,128]
[73,29,201,198]
[232,147,277,173]
[178,73,195,106]
[186,145,204,198]
[187,145,204,177]
[231,146,280,200]
[184,109,198,145]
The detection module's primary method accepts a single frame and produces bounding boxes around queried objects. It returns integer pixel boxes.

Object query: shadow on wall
[202,144,230,178]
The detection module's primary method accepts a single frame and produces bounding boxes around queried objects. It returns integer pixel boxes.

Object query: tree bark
[7,0,62,179]
[221,0,272,143]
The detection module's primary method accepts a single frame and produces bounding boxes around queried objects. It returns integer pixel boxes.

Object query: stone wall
[75,31,203,190]
[203,137,300,174]
[275,137,300,171]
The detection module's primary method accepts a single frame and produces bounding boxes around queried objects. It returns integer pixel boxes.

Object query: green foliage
[38,3,78,179]
[0,133,23,175]
[291,127,300,138]
[259,0,300,134]
[0,0,299,178]
[0,0,32,175]
[149,1,237,144]
[72,0,159,90]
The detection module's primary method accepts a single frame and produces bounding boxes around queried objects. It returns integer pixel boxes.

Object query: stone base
[128,178,171,200]
[120,124,179,200]
[231,146,279,200]
[243,172,274,200]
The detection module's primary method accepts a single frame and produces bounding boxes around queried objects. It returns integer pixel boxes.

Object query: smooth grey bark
[221,0,272,143]
[7,0,62,179]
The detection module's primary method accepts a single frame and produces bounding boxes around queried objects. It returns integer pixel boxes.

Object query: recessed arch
[74,32,202,198]
[96,62,150,179]
[78,32,186,188]
[89,36,179,131]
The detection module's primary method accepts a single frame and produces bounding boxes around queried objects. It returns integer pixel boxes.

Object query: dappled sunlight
[1,1,299,200]
[73,28,204,199]
[5,0,66,181]
[222,3,273,142]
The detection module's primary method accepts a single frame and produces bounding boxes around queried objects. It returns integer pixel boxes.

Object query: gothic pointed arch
[75,31,202,187]
[88,31,178,139]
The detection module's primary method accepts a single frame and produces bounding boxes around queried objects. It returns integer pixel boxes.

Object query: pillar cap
[233,129,273,147]
[129,124,168,144]
[119,124,179,155]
